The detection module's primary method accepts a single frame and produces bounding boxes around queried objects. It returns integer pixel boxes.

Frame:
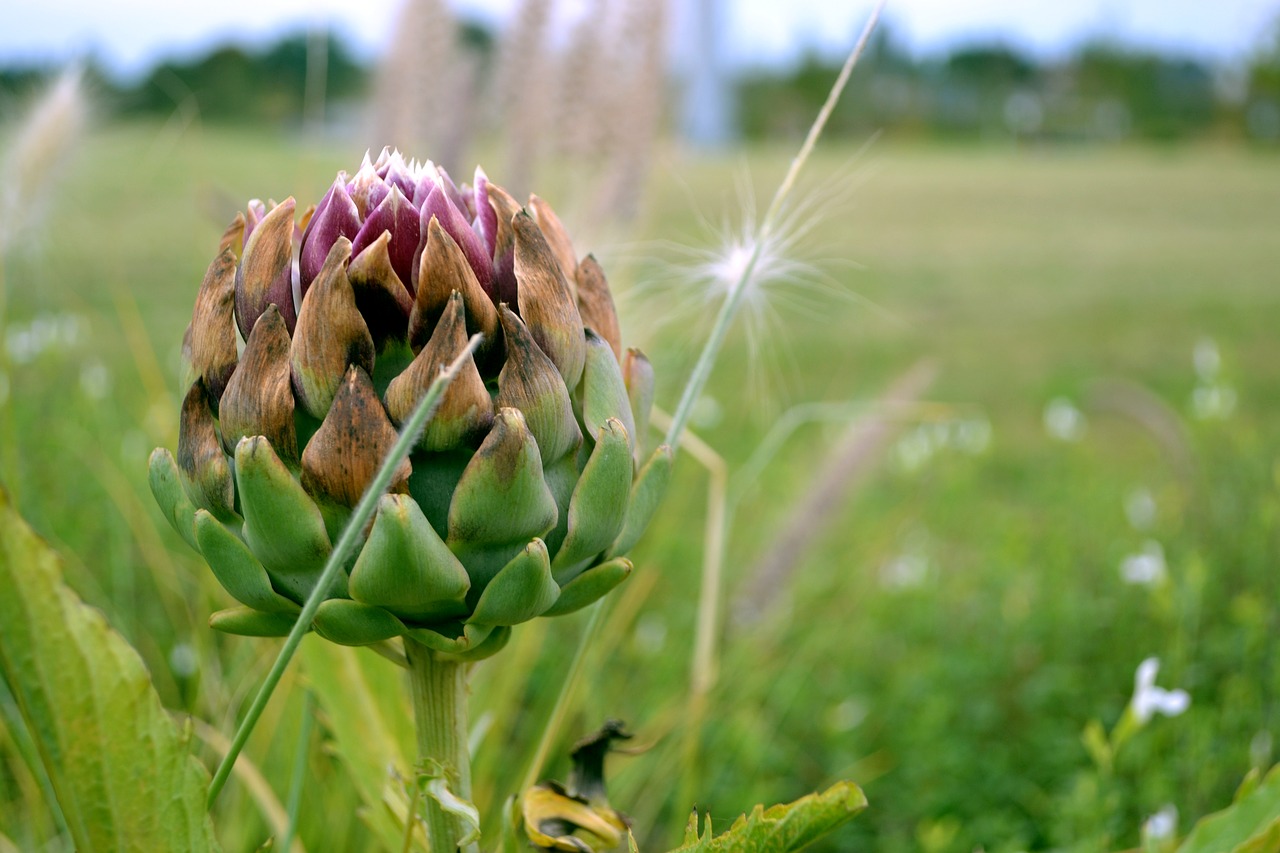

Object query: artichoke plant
[149,149,671,661]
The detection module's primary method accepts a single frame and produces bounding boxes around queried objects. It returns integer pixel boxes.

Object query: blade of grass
[207,333,483,807]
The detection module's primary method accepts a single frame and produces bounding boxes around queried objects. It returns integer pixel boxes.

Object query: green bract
[150,149,668,660]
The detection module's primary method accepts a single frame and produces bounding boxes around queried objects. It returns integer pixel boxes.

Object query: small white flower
[1191,383,1237,420]
[1043,397,1086,442]
[1120,540,1166,586]
[1193,338,1221,381]
[1125,487,1157,531]
[169,642,199,679]
[1143,804,1178,841]
[953,418,993,455]
[79,360,111,400]
[1131,657,1190,724]
[880,552,930,590]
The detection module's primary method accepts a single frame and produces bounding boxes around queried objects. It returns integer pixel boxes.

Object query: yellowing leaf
[0,488,219,851]
[669,781,867,853]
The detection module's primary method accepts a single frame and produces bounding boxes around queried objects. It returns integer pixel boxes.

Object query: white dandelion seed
[1143,804,1178,842]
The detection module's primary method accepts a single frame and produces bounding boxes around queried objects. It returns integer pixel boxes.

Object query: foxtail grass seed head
[150,149,669,659]
[0,66,88,256]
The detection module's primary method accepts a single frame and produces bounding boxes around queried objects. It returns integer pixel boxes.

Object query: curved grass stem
[663,0,886,453]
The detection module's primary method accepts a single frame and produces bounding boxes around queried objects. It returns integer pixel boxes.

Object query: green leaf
[1179,764,1280,853]
[668,781,867,853]
[299,639,420,852]
[0,487,220,851]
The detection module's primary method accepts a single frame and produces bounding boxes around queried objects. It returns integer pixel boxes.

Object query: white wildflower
[880,551,930,590]
[1142,804,1178,842]
[1120,540,1166,586]
[1043,397,1086,442]
[1191,383,1236,420]
[1124,487,1157,531]
[168,642,199,679]
[1131,657,1190,725]
[1193,338,1221,381]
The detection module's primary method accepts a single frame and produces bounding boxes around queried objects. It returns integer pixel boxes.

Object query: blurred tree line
[2,18,1279,143]
[739,23,1280,143]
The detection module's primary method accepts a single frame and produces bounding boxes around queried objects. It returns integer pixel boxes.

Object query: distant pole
[304,23,329,133]
[682,0,735,146]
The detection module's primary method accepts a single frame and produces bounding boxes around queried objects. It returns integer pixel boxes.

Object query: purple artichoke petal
[352,185,421,294]
[300,177,360,295]
[420,184,494,296]
[435,166,469,219]
[473,166,498,260]
[348,153,388,219]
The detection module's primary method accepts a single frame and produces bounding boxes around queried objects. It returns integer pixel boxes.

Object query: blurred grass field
[2,121,1279,851]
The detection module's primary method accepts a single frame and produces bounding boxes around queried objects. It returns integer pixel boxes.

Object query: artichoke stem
[405,640,477,853]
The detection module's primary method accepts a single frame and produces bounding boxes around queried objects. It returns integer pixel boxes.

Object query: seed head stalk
[663,0,885,452]
[206,335,483,808]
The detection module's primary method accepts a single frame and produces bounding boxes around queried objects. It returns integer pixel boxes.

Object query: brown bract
[290,238,375,419]
[346,229,414,347]
[177,380,235,517]
[574,255,622,362]
[301,366,411,507]
[189,248,239,407]
[236,197,297,337]
[496,305,581,465]
[409,216,497,353]
[513,211,586,390]
[219,304,297,460]
[529,194,579,289]
[386,291,493,451]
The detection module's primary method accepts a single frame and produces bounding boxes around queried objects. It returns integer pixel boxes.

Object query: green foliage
[1179,765,1280,853]
[0,487,219,851]
[671,782,867,852]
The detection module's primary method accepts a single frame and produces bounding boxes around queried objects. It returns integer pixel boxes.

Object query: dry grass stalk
[495,0,555,195]
[371,0,459,157]
[592,0,668,222]
[0,66,87,257]
[731,359,939,628]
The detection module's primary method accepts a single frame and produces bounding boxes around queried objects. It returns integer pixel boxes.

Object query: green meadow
[2,122,1278,851]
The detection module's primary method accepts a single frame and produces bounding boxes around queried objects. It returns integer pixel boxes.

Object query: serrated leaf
[0,488,220,851]
[299,639,420,852]
[1179,764,1280,853]
[668,781,867,853]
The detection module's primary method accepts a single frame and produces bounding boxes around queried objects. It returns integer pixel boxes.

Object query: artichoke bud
[150,153,672,655]
[189,248,239,408]
[177,380,237,522]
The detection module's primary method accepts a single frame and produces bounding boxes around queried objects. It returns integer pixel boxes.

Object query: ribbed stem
[406,640,476,853]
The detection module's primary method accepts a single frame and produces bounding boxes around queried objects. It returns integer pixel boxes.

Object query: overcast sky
[2,0,1278,78]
